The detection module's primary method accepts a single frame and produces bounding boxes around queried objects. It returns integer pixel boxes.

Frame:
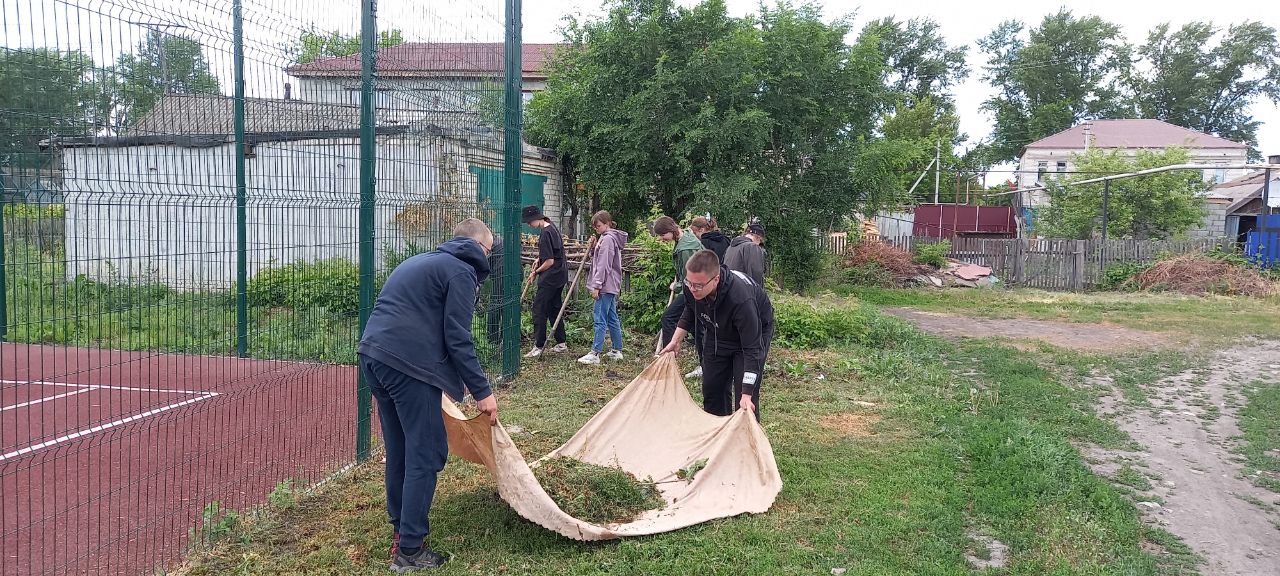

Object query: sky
[523,0,1280,164]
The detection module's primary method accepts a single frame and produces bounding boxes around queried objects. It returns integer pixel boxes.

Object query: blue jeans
[592,292,623,353]
[359,354,447,550]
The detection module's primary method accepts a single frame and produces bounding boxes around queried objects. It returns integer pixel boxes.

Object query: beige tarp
[441,353,783,541]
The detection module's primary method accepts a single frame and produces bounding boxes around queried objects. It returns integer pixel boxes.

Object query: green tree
[1131,21,1280,161]
[111,31,221,127]
[288,27,405,64]
[978,10,1133,164]
[0,49,109,167]
[528,0,893,289]
[1039,148,1208,240]
[860,17,968,109]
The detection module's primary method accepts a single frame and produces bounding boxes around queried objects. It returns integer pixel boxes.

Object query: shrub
[911,240,951,268]
[843,263,896,288]
[247,258,360,315]
[772,297,916,349]
[2,202,65,219]
[620,228,675,334]
[1097,261,1150,291]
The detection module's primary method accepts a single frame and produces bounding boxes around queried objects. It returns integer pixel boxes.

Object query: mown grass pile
[532,457,665,525]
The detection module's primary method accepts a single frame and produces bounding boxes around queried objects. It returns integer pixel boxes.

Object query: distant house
[284,42,563,124]
[1191,158,1280,242]
[1015,119,1249,210]
[54,93,566,288]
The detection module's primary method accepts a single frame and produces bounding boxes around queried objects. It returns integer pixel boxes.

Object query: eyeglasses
[687,274,719,291]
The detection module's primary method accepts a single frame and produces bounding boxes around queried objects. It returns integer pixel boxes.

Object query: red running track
[0,342,359,576]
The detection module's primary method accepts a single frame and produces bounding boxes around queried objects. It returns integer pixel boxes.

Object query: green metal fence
[1,0,529,573]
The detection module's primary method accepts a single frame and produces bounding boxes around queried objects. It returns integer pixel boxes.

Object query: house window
[1215,166,1227,184]
[1037,161,1047,181]
[1055,161,1067,176]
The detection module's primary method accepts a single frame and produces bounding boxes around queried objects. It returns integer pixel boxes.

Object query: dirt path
[1087,341,1280,576]
[883,307,1165,352]
[888,307,1280,573]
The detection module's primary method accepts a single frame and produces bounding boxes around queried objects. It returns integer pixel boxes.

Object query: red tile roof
[1022,119,1246,153]
[286,42,564,78]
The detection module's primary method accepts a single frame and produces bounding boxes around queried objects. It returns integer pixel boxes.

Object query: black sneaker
[390,548,447,572]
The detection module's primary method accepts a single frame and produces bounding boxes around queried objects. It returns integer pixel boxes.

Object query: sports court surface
[1,342,357,575]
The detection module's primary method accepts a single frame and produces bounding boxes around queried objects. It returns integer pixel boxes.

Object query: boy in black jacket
[658,250,774,418]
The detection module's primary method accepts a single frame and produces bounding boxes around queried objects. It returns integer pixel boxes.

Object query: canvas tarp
[441,353,783,541]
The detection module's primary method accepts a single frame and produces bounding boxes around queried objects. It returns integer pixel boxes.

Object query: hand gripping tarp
[441,353,783,540]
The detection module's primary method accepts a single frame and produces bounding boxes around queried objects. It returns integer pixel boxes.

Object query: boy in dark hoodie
[358,218,499,570]
[522,205,569,358]
[579,210,628,364]
[725,221,767,287]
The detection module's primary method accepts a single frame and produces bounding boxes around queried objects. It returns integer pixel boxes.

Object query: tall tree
[1131,21,1280,161]
[111,31,221,127]
[860,17,968,109]
[528,0,892,289]
[1039,148,1208,239]
[287,26,406,64]
[978,10,1133,164]
[0,49,108,167]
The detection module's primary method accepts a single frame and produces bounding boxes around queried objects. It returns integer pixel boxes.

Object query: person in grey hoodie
[579,210,628,364]
[725,221,767,287]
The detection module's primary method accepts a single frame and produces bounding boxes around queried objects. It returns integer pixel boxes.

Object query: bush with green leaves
[247,258,360,315]
[772,297,915,349]
[1097,261,1151,291]
[912,240,951,268]
[620,228,676,334]
[2,202,65,219]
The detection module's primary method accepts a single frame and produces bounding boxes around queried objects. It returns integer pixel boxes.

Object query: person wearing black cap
[725,220,767,287]
[521,205,569,357]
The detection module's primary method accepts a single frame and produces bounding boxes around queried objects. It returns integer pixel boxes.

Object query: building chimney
[1082,120,1094,151]
[284,82,292,101]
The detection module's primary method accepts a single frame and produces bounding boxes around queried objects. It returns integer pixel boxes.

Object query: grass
[532,457,664,525]
[844,286,1280,341]
[1236,379,1280,493]
[174,298,1193,576]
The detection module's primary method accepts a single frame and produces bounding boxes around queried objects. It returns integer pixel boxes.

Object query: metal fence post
[0,203,6,342]
[232,0,249,357]
[500,0,523,380]
[355,0,378,462]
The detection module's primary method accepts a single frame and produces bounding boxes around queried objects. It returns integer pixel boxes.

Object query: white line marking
[1,387,100,412]
[0,379,211,395]
[0,392,220,462]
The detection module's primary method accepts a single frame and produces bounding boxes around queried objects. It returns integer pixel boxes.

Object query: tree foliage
[110,31,221,127]
[977,10,1133,164]
[0,49,109,166]
[528,0,904,289]
[1131,21,1280,161]
[1039,148,1208,240]
[860,17,968,110]
[287,26,406,64]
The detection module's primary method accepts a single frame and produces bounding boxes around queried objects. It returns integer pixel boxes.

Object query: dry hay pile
[533,457,665,524]
[1127,255,1277,297]
[847,241,919,277]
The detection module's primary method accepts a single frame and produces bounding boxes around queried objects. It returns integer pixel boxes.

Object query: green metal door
[470,166,547,236]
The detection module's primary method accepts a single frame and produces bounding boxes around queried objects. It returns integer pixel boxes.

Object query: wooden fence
[834,235,1234,291]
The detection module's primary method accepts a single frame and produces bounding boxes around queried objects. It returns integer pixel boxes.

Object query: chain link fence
[2,0,537,573]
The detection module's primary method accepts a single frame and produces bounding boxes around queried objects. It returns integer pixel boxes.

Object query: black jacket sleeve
[732,295,767,394]
[677,287,696,331]
[444,273,492,401]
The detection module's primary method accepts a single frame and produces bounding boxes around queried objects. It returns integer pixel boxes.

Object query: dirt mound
[1127,255,1277,297]
[847,242,917,276]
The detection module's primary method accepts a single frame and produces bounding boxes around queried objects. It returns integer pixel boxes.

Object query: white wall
[61,130,564,288]
[1016,147,1250,207]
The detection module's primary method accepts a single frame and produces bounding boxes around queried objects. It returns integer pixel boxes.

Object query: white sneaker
[605,350,624,361]
[524,347,543,358]
[685,366,703,379]
[577,351,601,365]
[550,343,569,353]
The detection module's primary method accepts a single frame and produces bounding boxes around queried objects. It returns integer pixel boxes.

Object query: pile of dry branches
[1127,255,1277,297]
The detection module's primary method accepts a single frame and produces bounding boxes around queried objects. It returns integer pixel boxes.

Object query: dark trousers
[701,352,762,418]
[659,292,687,348]
[532,283,566,348]
[360,355,447,550]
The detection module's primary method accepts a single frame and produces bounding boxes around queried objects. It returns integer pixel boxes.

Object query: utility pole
[933,139,941,204]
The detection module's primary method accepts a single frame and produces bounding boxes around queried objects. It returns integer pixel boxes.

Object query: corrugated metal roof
[286,42,563,78]
[1023,119,1246,152]
[127,94,363,136]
